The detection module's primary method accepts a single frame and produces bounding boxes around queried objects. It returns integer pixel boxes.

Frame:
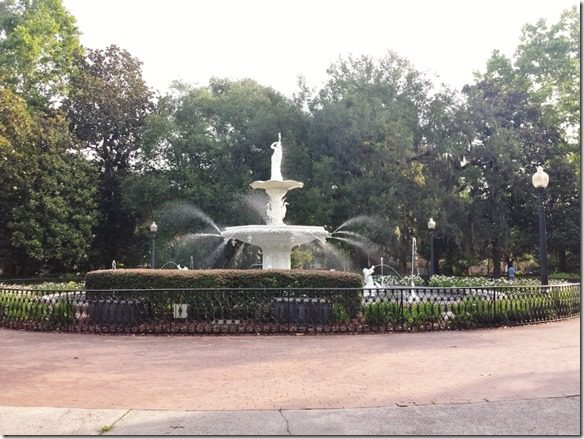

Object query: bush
[85,269,363,320]
[332,304,350,323]
[403,302,442,328]
[85,269,362,290]
[0,281,85,290]
[0,291,75,328]
[427,275,568,288]
[549,272,580,281]
[363,301,401,326]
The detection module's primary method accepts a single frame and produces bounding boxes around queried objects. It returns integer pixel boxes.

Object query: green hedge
[85,269,362,290]
[85,269,363,320]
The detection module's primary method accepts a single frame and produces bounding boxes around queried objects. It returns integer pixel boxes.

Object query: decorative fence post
[493,287,497,323]
[400,288,404,330]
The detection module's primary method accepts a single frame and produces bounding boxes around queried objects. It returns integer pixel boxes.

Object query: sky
[62,0,578,97]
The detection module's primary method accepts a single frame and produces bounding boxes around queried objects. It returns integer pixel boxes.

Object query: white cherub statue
[362,265,376,288]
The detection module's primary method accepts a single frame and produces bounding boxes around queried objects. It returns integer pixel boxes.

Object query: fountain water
[221,133,330,269]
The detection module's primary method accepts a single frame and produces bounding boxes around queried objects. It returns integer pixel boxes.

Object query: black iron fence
[0,284,579,334]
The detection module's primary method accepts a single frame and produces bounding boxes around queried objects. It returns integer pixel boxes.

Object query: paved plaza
[0,318,580,434]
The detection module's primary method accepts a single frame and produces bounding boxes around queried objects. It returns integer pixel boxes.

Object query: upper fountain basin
[250,180,304,191]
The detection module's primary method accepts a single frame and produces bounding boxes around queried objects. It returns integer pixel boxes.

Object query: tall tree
[0,0,82,108]
[306,52,459,270]
[67,45,153,267]
[0,87,97,275]
[515,6,579,141]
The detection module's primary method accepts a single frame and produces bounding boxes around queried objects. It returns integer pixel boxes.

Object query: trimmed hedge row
[85,269,363,290]
[85,269,364,319]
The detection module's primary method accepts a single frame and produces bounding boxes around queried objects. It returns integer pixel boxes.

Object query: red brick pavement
[0,318,579,411]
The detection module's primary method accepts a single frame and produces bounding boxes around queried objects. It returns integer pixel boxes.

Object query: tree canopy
[0,1,579,276]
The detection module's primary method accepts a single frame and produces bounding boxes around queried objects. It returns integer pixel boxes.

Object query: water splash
[161,203,222,234]
[333,215,382,233]
[177,233,223,245]
[374,263,403,278]
[312,240,353,271]
[229,242,246,268]
[202,239,228,268]
[329,236,372,254]
[330,233,384,257]
[237,192,268,224]
[333,230,369,240]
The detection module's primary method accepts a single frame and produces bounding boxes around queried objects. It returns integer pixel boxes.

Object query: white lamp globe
[427,218,436,230]
[532,166,549,189]
[150,221,158,233]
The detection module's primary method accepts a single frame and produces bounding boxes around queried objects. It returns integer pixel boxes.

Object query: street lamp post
[427,218,436,278]
[150,221,158,269]
[532,166,549,286]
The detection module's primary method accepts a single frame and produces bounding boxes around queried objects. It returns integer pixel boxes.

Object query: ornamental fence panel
[0,284,579,334]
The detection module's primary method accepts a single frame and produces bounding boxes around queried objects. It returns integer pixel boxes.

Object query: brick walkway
[0,318,579,411]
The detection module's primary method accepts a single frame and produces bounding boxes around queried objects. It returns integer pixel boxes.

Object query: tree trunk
[492,243,501,278]
[558,248,567,273]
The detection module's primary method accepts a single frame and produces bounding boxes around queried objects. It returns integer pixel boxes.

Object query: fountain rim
[222,224,329,234]
[249,179,304,190]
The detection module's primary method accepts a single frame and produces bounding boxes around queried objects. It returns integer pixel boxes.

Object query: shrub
[86,269,362,290]
[0,291,75,328]
[427,275,567,288]
[403,302,442,329]
[332,304,350,323]
[549,272,580,281]
[85,269,363,320]
[363,301,401,326]
[375,275,424,286]
[0,281,85,290]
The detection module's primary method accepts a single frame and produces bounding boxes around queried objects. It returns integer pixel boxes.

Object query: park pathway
[0,318,579,411]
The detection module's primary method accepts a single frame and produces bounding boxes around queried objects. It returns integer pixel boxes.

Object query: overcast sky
[62,0,578,97]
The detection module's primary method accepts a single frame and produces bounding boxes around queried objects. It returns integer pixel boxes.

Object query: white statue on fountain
[266,199,288,225]
[363,265,383,298]
[363,265,376,288]
[270,132,283,181]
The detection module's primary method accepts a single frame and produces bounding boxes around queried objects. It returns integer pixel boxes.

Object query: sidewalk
[0,397,580,435]
[0,318,580,434]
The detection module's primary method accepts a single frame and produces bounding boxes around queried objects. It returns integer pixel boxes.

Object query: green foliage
[85,268,362,290]
[0,2,578,278]
[66,45,154,267]
[0,87,97,275]
[378,275,425,286]
[428,275,543,288]
[85,269,363,320]
[0,0,83,108]
[549,272,580,281]
[516,7,579,138]
[402,302,442,329]
[363,301,401,326]
[0,290,75,327]
[0,281,84,290]
[291,247,315,269]
[332,303,350,323]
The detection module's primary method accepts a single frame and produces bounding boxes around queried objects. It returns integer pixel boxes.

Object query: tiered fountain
[221,134,330,269]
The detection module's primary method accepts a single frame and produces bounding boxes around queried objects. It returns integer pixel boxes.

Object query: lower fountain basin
[221,225,330,269]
